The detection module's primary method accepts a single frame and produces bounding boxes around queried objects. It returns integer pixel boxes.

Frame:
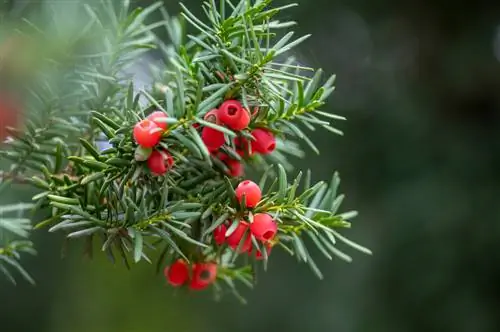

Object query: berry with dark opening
[133,119,163,148]
[147,111,169,130]
[189,262,218,290]
[204,109,220,123]
[201,126,226,152]
[213,224,228,245]
[147,150,174,176]
[251,128,276,154]
[164,259,189,287]
[235,180,262,208]
[227,221,252,252]
[250,213,278,242]
[218,100,250,131]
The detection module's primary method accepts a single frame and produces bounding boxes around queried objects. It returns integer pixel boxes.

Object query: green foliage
[0,193,36,285]
[0,0,370,300]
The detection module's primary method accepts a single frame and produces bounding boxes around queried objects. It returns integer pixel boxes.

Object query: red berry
[201,126,226,152]
[250,243,273,260]
[251,128,276,154]
[147,150,174,176]
[204,109,220,123]
[250,213,278,242]
[235,180,262,208]
[213,224,227,245]
[225,158,244,177]
[217,153,244,177]
[164,259,189,287]
[133,119,163,148]
[189,262,218,290]
[227,221,252,252]
[234,137,254,157]
[0,93,20,143]
[218,100,250,131]
[147,111,169,130]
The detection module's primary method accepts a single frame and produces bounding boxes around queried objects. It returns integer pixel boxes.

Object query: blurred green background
[2,0,500,331]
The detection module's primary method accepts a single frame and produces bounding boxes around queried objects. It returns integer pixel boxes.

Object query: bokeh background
[2,0,500,331]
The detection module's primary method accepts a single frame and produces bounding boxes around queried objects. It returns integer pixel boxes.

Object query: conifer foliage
[0,0,371,301]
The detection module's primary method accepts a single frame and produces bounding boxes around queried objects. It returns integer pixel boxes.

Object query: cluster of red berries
[164,259,217,291]
[199,99,277,177]
[133,111,174,176]
[214,180,277,259]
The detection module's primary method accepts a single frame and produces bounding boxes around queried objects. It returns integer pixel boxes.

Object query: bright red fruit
[218,100,250,131]
[213,224,228,245]
[147,111,169,130]
[235,180,262,208]
[133,119,163,148]
[217,153,244,177]
[227,221,252,252]
[251,128,276,154]
[147,150,174,175]
[189,262,218,290]
[250,213,278,242]
[164,259,189,287]
[201,126,226,152]
[225,158,244,177]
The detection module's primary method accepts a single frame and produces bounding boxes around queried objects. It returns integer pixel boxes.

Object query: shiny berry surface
[235,180,262,208]
[133,119,162,148]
